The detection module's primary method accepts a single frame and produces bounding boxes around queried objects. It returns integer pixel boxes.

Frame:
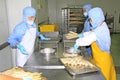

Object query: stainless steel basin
[65,47,81,54]
[40,48,56,61]
[40,48,55,54]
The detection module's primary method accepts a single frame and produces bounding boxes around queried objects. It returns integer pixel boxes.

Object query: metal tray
[66,65,99,76]
[60,58,99,76]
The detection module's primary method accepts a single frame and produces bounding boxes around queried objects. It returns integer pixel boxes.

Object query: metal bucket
[65,47,81,54]
[40,48,56,61]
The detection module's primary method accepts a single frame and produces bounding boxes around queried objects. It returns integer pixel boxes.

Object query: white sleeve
[82,31,92,36]
[76,31,97,46]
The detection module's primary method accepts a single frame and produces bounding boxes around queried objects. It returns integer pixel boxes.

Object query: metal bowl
[40,48,55,54]
[40,48,56,61]
[66,47,81,54]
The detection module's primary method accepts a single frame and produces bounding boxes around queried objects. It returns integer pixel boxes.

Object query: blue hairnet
[83,4,92,13]
[23,6,36,21]
[88,7,105,29]
[8,6,37,47]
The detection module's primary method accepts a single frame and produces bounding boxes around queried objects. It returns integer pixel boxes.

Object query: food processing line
[39,32,61,56]
[0,31,105,80]
[25,47,105,80]
[24,32,105,80]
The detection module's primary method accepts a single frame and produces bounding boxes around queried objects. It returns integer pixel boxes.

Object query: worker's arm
[76,31,97,46]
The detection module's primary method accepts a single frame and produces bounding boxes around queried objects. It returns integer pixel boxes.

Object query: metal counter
[63,34,91,59]
[25,50,105,80]
[39,32,61,55]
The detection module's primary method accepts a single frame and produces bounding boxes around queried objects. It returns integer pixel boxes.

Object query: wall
[48,0,120,33]
[32,0,49,25]
[48,0,57,24]
[6,0,31,34]
[0,0,12,72]
[0,0,9,44]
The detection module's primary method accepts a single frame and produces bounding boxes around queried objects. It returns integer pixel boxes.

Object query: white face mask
[83,12,87,17]
[27,20,34,25]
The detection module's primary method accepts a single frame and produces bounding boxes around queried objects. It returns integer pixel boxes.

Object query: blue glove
[78,33,84,38]
[17,44,28,55]
[44,37,51,40]
[40,34,51,40]
[23,78,32,80]
[73,44,79,51]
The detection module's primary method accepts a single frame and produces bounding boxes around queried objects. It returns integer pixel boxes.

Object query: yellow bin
[40,24,60,32]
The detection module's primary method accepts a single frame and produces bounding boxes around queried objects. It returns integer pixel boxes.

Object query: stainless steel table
[62,34,91,59]
[39,32,61,55]
[62,34,76,51]
[25,50,105,80]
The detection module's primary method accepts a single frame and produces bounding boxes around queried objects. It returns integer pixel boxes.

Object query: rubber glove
[73,44,79,51]
[78,33,84,38]
[23,78,32,80]
[40,34,51,40]
[17,44,28,55]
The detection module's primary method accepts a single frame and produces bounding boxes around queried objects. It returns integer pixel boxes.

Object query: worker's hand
[40,34,51,40]
[44,37,51,40]
[78,33,84,38]
[17,44,28,55]
[23,78,32,80]
[73,44,79,51]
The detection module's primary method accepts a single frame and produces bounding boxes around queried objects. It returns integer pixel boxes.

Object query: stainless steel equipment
[40,48,56,61]
[25,65,65,69]
[25,46,105,80]
[40,48,56,54]
[63,34,91,59]
[39,32,61,56]
[63,34,76,51]
[65,47,81,54]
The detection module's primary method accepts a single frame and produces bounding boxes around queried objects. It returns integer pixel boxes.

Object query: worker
[82,4,92,32]
[81,4,93,56]
[8,6,51,67]
[74,7,116,80]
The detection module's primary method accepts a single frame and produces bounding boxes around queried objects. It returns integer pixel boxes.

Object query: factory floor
[35,33,120,80]
[110,33,120,80]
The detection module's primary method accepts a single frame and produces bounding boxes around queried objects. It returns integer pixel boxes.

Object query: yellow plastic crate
[40,24,60,32]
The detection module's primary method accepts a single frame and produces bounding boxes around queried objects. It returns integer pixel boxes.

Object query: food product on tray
[0,74,22,80]
[60,56,95,71]
[63,52,79,57]
[66,31,78,39]
[2,67,46,80]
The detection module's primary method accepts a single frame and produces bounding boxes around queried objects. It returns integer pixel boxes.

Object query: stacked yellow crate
[40,24,60,32]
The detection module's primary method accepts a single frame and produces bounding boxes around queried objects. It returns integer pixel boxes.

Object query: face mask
[83,12,87,17]
[27,20,34,25]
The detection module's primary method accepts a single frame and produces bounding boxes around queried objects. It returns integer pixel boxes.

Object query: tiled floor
[111,34,120,80]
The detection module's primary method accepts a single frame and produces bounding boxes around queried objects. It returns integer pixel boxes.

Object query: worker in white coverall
[74,7,116,80]
[8,6,51,67]
[81,4,93,56]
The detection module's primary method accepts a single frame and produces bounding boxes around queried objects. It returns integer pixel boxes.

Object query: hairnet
[23,6,36,19]
[88,7,105,29]
[83,4,92,13]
